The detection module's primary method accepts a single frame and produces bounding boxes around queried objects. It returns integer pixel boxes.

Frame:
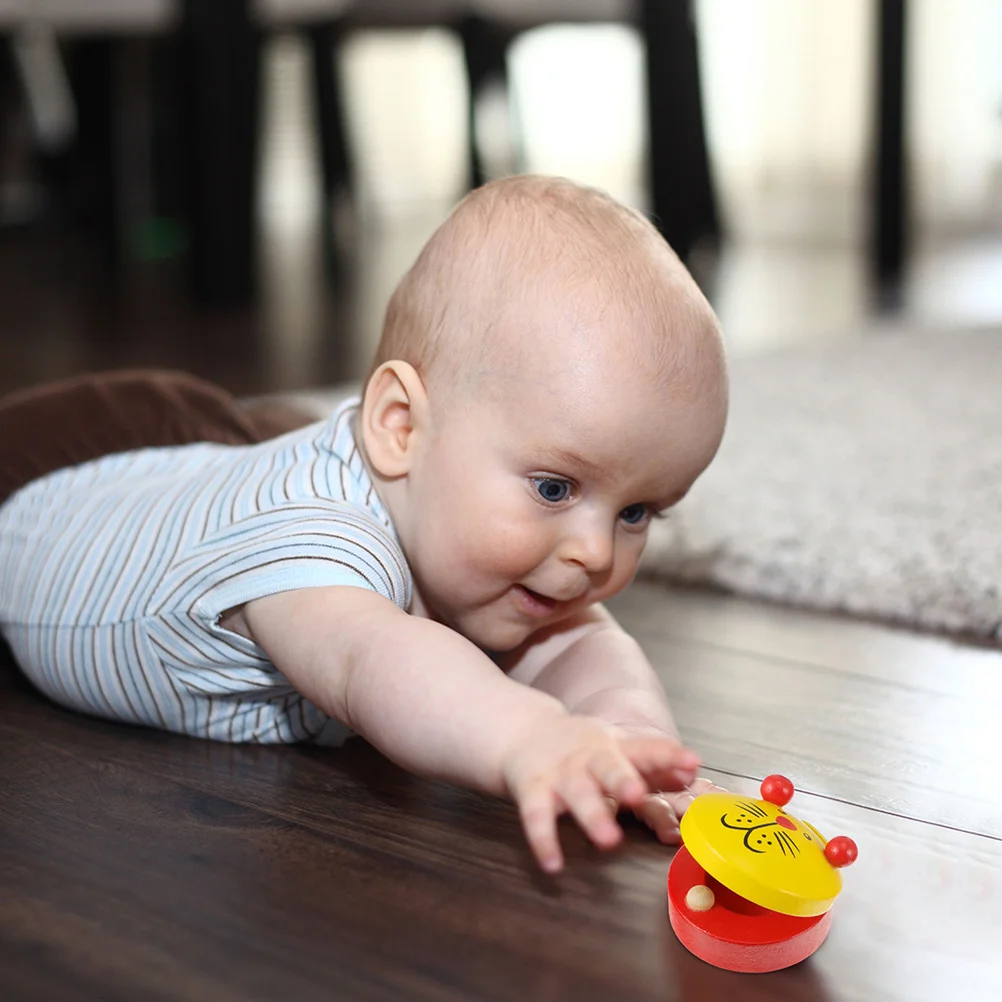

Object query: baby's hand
[500,715,700,873]
[632,777,727,844]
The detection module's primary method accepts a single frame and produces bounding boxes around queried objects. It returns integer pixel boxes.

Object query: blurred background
[1,0,1001,398]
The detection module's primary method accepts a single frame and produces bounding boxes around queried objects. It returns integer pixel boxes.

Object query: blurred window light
[508,23,646,212]
[340,28,469,219]
[696,0,870,244]
[259,33,322,228]
[696,0,1002,242]
[908,0,1002,234]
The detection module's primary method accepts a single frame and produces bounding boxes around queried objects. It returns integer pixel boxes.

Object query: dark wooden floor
[2,581,1000,1002]
[2,218,1002,999]
[0,230,356,399]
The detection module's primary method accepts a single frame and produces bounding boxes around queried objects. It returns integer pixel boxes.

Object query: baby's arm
[498,604,724,842]
[499,604,676,736]
[239,586,699,871]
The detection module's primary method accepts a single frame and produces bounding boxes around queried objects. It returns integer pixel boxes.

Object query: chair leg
[308,21,352,205]
[872,0,908,289]
[64,37,125,272]
[148,34,186,250]
[178,0,261,307]
[307,19,353,277]
[457,14,511,190]
[641,0,721,261]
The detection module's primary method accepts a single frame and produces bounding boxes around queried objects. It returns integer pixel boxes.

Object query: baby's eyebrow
[660,488,690,509]
[539,447,606,479]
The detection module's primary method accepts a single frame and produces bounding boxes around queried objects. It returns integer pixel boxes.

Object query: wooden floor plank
[616,581,1002,682]
[608,584,1002,839]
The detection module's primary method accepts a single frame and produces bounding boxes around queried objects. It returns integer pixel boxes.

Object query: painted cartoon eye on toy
[667,774,858,973]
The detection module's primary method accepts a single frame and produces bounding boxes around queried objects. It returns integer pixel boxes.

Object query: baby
[0,176,728,872]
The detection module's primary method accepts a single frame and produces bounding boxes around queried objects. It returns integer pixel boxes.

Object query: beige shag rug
[640,328,1002,644]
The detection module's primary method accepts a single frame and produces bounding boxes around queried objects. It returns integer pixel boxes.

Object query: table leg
[179,0,260,307]
[872,0,908,287]
[641,0,720,262]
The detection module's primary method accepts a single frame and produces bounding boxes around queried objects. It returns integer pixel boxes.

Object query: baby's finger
[644,764,701,792]
[517,781,564,873]
[588,749,648,808]
[558,772,623,851]
[688,776,727,797]
[635,794,685,844]
[623,740,700,789]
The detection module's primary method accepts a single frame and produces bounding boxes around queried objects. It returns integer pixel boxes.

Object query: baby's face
[399,326,726,651]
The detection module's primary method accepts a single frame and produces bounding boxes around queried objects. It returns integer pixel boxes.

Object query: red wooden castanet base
[668,846,832,973]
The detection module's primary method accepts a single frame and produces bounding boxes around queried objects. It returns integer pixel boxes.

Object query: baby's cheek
[420,503,520,583]
[468,523,544,579]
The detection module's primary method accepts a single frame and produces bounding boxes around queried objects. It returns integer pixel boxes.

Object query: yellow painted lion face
[679,779,856,917]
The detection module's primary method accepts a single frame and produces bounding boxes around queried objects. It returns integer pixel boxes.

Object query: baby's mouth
[513,584,560,617]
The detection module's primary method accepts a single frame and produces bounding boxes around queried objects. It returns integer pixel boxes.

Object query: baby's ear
[360,361,428,478]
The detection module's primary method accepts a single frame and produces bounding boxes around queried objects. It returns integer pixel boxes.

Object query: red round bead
[824,836,858,868]
[760,774,795,807]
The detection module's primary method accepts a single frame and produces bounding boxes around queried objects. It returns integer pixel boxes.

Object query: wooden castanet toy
[667,775,858,973]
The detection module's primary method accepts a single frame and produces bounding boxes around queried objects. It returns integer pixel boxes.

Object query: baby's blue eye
[619,503,650,525]
[533,478,571,503]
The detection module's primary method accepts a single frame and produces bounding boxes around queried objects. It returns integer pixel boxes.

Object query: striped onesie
[0,397,412,744]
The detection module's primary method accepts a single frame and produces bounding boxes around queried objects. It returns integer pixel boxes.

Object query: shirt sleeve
[150,500,413,628]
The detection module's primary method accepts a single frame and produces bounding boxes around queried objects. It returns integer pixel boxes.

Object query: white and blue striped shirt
[0,397,412,744]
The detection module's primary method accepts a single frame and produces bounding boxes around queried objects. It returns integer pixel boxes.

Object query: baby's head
[359,175,727,651]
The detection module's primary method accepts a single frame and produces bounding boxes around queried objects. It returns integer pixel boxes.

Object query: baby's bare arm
[242,586,560,794]
[500,604,679,737]
[240,587,698,870]
[500,604,724,842]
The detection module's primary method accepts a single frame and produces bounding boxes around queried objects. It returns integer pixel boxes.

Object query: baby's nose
[559,521,615,573]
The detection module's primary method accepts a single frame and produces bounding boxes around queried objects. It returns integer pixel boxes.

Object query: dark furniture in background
[1,0,722,306]
[457,1,721,261]
[178,0,262,306]
[641,0,719,262]
[2,1,910,308]
[872,0,907,289]
[173,0,723,306]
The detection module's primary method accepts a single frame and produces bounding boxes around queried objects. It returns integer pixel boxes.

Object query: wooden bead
[824,836,859,868]
[760,774,795,807]
[685,885,716,912]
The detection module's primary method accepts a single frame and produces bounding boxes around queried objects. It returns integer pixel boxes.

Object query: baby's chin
[418,584,574,653]
[446,609,542,655]
[459,622,529,655]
